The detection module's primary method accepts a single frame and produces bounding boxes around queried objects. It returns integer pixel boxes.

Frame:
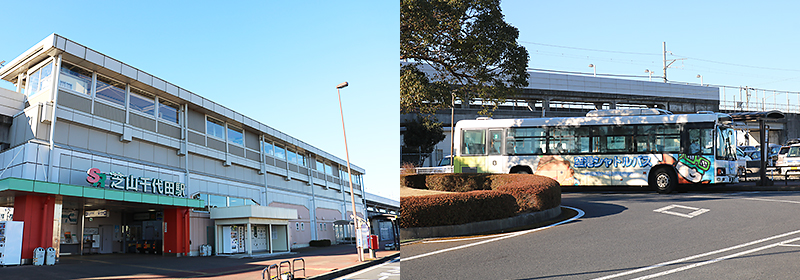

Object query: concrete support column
[542,99,550,117]
[246,221,252,255]
[609,101,617,109]
[594,102,605,110]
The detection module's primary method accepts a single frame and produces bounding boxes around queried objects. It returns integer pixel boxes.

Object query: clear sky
[501,1,800,109]
[0,1,400,201]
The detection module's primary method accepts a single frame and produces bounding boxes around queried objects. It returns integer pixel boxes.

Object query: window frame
[27,60,54,97]
[158,100,180,124]
[227,124,245,146]
[206,116,226,140]
[129,87,156,117]
[94,73,127,107]
[58,62,92,95]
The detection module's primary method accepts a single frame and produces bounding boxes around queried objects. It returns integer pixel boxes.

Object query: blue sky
[502,1,800,109]
[0,1,400,200]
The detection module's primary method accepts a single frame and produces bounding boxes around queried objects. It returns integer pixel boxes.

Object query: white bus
[453,109,739,193]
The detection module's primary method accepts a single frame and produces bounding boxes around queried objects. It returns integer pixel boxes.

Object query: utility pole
[662,42,685,83]
[663,42,667,83]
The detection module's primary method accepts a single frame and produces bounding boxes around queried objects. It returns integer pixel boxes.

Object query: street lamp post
[588,64,596,76]
[336,81,364,262]
[645,69,653,82]
[697,74,703,86]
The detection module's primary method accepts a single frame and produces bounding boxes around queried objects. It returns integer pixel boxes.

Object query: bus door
[485,129,506,173]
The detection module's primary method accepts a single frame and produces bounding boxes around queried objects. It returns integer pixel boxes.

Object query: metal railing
[262,258,306,280]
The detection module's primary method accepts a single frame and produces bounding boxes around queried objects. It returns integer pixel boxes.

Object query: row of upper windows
[24,60,364,181]
[43,61,181,124]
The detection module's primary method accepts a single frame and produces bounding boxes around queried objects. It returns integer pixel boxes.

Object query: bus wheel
[510,167,531,174]
[651,168,676,194]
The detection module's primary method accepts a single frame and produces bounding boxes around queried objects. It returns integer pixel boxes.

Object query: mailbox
[368,235,379,250]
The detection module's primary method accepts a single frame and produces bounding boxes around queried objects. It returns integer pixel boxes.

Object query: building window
[228,197,244,207]
[275,145,286,160]
[59,62,91,95]
[129,87,155,116]
[159,101,179,124]
[316,160,325,173]
[299,153,307,167]
[28,61,53,97]
[263,140,274,156]
[208,194,227,208]
[228,125,244,146]
[206,117,225,140]
[341,169,350,182]
[324,163,333,176]
[95,75,126,106]
[287,149,297,164]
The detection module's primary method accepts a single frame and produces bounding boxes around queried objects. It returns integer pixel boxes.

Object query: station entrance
[60,196,188,256]
[0,178,204,263]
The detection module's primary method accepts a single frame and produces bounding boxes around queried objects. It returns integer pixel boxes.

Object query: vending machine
[0,221,23,265]
[221,225,246,254]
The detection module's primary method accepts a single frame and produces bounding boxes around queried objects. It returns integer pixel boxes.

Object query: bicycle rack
[292,258,306,279]
[262,264,278,280]
[262,258,306,280]
[278,260,292,279]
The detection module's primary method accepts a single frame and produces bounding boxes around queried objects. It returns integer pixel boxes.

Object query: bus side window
[462,130,486,155]
[489,130,503,155]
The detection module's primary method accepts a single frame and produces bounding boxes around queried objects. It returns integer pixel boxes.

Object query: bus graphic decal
[678,154,712,173]
[574,155,652,169]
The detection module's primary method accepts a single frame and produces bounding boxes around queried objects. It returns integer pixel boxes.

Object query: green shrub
[309,239,332,247]
[399,190,517,228]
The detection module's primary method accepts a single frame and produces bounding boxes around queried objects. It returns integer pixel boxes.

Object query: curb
[399,206,562,239]
[305,252,400,280]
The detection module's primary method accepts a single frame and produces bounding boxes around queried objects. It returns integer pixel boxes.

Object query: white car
[776,144,800,176]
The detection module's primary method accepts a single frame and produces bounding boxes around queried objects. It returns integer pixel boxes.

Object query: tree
[401,117,446,166]
[401,0,530,116]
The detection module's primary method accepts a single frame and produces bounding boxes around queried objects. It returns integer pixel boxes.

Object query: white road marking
[401,206,585,262]
[630,236,800,280]
[423,233,516,243]
[653,204,710,218]
[740,197,800,204]
[592,229,800,280]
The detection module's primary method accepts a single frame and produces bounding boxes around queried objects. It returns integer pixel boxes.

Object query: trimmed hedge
[399,173,561,228]
[495,175,561,213]
[309,239,332,247]
[399,190,517,228]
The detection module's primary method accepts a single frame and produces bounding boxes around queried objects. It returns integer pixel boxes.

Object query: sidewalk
[0,245,399,280]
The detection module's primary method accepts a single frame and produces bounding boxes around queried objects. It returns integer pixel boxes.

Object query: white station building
[0,34,368,262]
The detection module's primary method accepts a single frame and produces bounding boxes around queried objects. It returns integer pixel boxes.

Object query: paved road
[335,257,400,280]
[402,190,800,279]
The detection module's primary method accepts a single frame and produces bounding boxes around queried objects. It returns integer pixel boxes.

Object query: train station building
[0,34,369,263]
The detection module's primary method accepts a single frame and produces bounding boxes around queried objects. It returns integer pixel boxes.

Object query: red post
[163,208,190,256]
[13,195,55,262]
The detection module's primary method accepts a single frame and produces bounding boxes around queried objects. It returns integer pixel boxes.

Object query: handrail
[292,258,306,279]
[262,264,278,280]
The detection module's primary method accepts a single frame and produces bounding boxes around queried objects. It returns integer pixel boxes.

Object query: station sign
[85,209,109,218]
[86,168,186,198]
